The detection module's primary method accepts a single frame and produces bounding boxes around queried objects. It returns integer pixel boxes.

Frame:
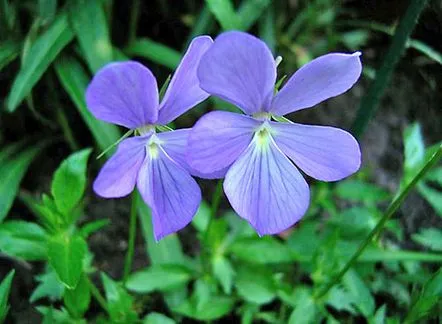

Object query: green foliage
[0,270,15,322]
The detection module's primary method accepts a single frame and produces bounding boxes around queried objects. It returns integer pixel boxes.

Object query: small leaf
[143,313,176,324]
[79,219,110,238]
[335,180,390,204]
[342,269,375,317]
[48,233,87,289]
[412,228,442,251]
[30,268,65,303]
[6,12,74,112]
[417,183,442,216]
[370,305,387,324]
[101,273,138,323]
[63,274,90,318]
[0,143,44,222]
[0,221,47,260]
[192,201,211,232]
[69,0,113,72]
[51,149,92,218]
[124,38,181,70]
[54,55,121,155]
[287,288,318,324]
[404,123,425,178]
[235,266,276,305]
[212,255,234,294]
[126,265,192,293]
[0,270,15,323]
[173,296,234,321]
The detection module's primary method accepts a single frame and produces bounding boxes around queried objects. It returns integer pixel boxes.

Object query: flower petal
[137,145,201,241]
[157,36,213,124]
[156,129,226,179]
[187,111,260,177]
[93,136,149,198]
[86,61,159,128]
[270,121,361,181]
[224,136,310,235]
[197,31,276,115]
[271,52,362,116]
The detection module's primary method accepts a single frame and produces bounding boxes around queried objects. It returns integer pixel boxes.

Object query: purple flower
[86,36,213,240]
[187,31,362,236]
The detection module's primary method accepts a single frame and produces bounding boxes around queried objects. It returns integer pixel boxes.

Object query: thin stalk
[128,0,140,45]
[314,144,442,300]
[123,192,138,283]
[56,107,79,151]
[185,5,213,49]
[86,276,108,313]
[352,0,428,137]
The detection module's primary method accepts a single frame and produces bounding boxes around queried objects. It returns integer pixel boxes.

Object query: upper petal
[86,61,159,128]
[157,36,213,124]
[270,121,361,181]
[224,135,310,235]
[197,31,276,115]
[186,111,261,177]
[156,128,225,179]
[271,52,362,116]
[93,135,149,198]
[137,144,201,241]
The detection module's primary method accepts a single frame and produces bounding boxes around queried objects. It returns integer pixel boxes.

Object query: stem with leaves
[314,144,442,300]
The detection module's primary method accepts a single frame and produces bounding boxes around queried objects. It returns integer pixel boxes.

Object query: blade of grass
[206,0,239,30]
[0,40,20,71]
[237,0,271,30]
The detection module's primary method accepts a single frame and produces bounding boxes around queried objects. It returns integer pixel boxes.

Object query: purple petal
[197,31,276,115]
[224,136,310,235]
[137,143,201,241]
[270,121,361,181]
[186,111,260,177]
[271,52,362,116]
[156,129,226,179]
[157,36,213,124]
[93,136,149,198]
[86,61,159,128]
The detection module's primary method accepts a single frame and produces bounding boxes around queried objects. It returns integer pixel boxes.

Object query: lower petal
[270,122,361,181]
[137,145,201,241]
[93,136,148,198]
[187,111,260,176]
[224,136,310,235]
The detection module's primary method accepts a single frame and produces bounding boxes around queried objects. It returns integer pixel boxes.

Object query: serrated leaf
[6,13,74,112]
[126,265,192,293]
[0,221,47,260]
[48,233,87,289]
[51,149,91,218]
[54,55,120,154]
[69,0,113,72]
[30,268,65,303]
[0,270,15,323]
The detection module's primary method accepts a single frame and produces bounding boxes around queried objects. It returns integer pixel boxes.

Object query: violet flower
[86,36,213,240]
[187,31,362,235]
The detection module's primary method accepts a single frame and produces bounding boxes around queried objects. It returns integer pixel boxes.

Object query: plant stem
[123,192,138,283]
[56,107,79,151]
[351,0,428,137]
[128,0,140,45]
[314,144,442,300]
[86,276,108,313]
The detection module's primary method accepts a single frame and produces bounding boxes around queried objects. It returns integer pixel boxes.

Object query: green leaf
[342,269,375,317]
[38,0,57,24]
[30,268,65,303]
[287,288,318,324]
[417,183,442,216]
[126,265,192,293]
[235,266,276,304]
[6,12,74,112]
[48,233,87,289]
[230,236,298,264]
[124,38,181,70]
[101,273,138,323]
[237,0,271,30]
[212,255,234,294]
[143,313,176,324]
[335,180,390,204]
[192,201,211,232]
[326,286,356,314]
[54,55,120,154]
[51,149,91,218]
[79,219,110,238]
[370,305,387,324]
[206,0,239,30]
[0,270,15,323]
[0,144,44,222]
[412,228,442,251]
[0,220,47,260]
[69,0,113,72]
[329,207,379,238]
[403,123,425,181]
[64,274,90,318]
[173,295,235,321]
[37,306,81,324]
[0,40,20,71]
[287,222,320,258]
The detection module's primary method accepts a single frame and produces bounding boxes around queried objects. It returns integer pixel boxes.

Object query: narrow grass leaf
[6,12,74,112]
[125,38,181,70]
[0,40,20,71]
[237,0,271,30]
[0,270,15,322]
[206,0,239,30]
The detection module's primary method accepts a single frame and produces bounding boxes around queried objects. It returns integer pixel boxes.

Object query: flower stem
[314,144,442,300]
[123,192,138,283]
[351,0,428,137]
[86,276,108,314]
[128,0,140,45]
